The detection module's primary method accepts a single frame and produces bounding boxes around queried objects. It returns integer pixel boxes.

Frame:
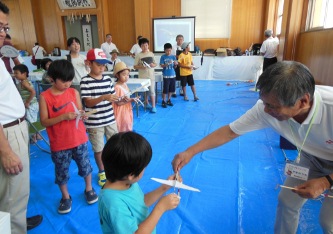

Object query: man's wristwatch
[325,175,333,190]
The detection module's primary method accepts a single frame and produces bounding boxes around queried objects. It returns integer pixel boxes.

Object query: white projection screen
[153,16,195,53]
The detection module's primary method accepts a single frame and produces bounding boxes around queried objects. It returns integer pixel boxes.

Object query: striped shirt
[80,75,116,128]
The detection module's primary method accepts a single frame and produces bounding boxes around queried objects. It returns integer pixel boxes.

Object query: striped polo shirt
[80,74,116,128]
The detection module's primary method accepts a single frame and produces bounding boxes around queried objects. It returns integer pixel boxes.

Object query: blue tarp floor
[27,80,322,234]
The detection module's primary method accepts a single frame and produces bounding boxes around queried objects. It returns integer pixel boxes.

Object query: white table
[0,211,10,234]
[118,55,263,81]
[105,70,163,102]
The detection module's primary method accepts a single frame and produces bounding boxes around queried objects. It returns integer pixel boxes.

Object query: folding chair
[27,119,50,154]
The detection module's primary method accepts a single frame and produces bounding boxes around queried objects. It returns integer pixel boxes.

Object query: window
[306,0,333,30]
[181,0,232,38]
[276,0,284,35]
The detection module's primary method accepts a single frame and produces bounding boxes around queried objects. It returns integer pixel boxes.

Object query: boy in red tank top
[39,60,98,214]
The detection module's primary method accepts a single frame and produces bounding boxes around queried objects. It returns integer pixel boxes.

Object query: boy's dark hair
[47,59,75,82]
[102,132,152,183]
[0,2,9,14]
[164,43,172,50]
[138,38,149,46]
[41,58,53,70]
[13,64,29,77]
[67,37,81,47]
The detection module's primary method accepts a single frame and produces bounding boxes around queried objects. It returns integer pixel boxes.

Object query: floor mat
[27,80,322,233]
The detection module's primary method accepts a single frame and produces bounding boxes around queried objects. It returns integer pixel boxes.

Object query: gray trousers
[275,151,333,234]
[0,121,30,234]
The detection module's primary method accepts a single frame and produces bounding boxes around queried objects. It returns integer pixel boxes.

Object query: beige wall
[7,0,268,54]
[4,0,333,84]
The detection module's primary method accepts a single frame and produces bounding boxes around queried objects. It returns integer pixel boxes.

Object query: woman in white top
[66,37,88,85]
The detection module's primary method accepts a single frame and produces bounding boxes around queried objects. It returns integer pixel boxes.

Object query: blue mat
[27,80,322,234]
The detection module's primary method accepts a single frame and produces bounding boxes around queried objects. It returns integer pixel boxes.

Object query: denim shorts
[51,142,92,185]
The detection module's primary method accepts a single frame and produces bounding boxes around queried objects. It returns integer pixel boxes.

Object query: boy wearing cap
[178,42,199,101]
[80,48,119,186]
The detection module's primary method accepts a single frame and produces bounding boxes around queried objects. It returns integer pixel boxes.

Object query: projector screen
[152,17,195,53]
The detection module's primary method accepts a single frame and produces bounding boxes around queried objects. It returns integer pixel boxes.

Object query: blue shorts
[51,142,92,185]
[163,77,176,94]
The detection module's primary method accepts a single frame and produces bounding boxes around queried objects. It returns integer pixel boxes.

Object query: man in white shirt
[172,61,333,233]
[101,34,118,59]
[0,2,42,233]
[129,35,142,58]
[260,29,279,71]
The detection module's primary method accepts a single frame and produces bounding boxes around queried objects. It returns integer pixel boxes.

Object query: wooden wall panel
[6,0,267,54]
[106,0,135,53]
[296,29,333,85]
[134,0,152,46]
[31,0,61,54]
[152,0,181,18]
[229,0,266,51]
[3,0,36,51]
[280,0,304,60]
[196,0,266,52]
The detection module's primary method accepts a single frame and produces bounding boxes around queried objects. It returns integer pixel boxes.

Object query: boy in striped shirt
[80,48,119,186]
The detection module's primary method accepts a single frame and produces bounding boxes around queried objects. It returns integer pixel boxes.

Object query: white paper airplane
[71,102,97,129]
[151,178,200,192]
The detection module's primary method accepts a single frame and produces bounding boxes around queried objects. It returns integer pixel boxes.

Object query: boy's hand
[63,112,78,120]
[103,94,119,102]
[79,110,88,120]
[156,193,180,212]
[161,174,183,190]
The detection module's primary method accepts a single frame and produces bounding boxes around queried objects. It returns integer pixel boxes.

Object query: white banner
[82,24,93,51]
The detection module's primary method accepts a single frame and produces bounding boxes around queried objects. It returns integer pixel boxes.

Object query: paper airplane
[71,102,97,129]
[151,178,200,192]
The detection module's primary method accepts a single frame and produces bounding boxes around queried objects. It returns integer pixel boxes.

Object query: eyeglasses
[0,26,10,33]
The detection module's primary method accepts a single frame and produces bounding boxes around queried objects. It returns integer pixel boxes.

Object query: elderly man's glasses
[0,27,10,33]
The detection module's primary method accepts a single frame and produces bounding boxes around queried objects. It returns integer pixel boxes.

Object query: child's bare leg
[190,85,197,97]
[182,86,188,100]
[167,92,172,101]
[84,174,93,192]
[59,184,70,199]
[94,151,104,172]
[151,95,156,108]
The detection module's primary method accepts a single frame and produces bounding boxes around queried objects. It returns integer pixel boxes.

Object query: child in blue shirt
[99,132,180,234]
[160,43,177,108]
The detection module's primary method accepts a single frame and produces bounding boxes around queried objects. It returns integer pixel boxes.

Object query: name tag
[284,163,309,181]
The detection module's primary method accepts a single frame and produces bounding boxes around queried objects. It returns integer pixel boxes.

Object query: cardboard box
[216,48,227,57]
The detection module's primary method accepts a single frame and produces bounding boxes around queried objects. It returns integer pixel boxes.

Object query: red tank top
[41,88,88,151]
